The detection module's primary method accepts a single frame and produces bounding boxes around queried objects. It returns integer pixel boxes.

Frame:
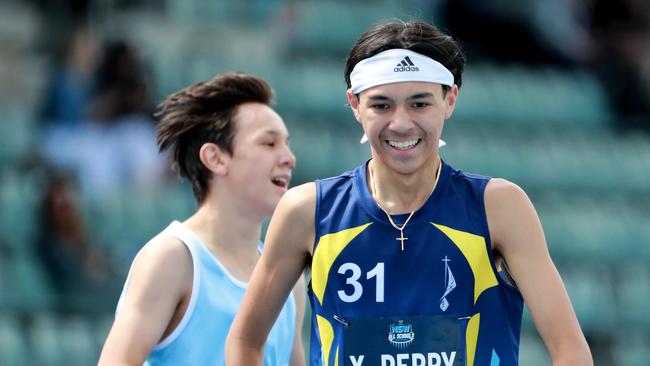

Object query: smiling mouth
[387,139,420,150]
[271,177,289,188]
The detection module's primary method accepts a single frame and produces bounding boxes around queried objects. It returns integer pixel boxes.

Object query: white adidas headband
[351,49,453,146]
[350,48,454,94]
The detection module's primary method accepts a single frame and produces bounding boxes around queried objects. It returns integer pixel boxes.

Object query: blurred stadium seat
[0,314,29,366]
[454,65,613,128]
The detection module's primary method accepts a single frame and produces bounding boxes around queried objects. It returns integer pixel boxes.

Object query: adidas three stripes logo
[394,56,419,72]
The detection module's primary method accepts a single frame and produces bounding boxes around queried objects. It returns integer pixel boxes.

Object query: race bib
[344,315,465,366]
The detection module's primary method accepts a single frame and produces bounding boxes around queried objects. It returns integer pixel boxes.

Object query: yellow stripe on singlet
[312,223,372,305]
[334,347,339,366]
[432,223,498,305]
[466,313,481,366]
[317,315,334,366]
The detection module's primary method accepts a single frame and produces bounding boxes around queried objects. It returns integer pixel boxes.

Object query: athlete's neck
[368,156,441,214]
[183,203,262,282]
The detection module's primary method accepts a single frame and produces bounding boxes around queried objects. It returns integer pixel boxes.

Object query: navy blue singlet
[308,160,523,366]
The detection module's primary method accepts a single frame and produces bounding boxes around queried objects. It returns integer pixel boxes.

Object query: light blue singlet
[116,221,296,365]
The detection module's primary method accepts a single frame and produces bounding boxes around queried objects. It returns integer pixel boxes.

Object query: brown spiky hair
[155,72,274,204]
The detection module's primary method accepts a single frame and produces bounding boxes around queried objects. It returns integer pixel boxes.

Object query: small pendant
[396,230,408,251]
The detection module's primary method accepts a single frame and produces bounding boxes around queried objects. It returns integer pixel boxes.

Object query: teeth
[388,139,419,149]
[272,177,288,186]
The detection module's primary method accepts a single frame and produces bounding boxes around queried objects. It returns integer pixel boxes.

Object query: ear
[347,89,362,123]
[444,84,459,120]
[199,142,229,176]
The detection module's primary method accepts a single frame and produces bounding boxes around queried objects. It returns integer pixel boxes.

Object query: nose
[280,143,296,170]
[390,106,415,132]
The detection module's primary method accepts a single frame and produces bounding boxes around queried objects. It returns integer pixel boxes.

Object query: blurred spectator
[89,40,153,122]
[588,0,650,130]
[440,0,650,130]
[270,0,299,57]
[441,0,592,67]
[36,172,117,311]
[39,24,99,126]
[30,0,92,52]
[39,39,168,199]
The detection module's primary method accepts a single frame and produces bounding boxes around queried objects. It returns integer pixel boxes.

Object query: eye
[371,103,390,111]
[412,102,430,109]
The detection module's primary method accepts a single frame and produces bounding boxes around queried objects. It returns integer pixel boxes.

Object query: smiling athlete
[226,21,592,366]
[98,72,304,366]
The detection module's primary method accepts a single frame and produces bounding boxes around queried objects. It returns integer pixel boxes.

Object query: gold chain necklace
[368,159,442,251]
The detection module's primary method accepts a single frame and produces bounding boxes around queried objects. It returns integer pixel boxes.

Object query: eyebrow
[366,92,435,102]
[367,95,391,101]
[407,93,434,100]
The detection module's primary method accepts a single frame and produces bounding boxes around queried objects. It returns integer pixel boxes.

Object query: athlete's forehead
[360,82,444,101]
[366,93,433,100]
[256,129,291,142]
[233,103,288,138]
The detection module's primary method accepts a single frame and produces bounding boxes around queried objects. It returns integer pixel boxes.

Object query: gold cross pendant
[396,231,408,251]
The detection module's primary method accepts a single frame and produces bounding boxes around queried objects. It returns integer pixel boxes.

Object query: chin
[264,197,282,212]
[385,159,421,175]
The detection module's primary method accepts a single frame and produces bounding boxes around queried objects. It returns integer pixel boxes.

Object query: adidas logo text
[394,56,419,72]
[394,66,419,72]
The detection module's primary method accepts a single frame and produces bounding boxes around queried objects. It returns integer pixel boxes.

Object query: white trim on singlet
[169,220,252,289]
[117,220,260,351]
[152,221,201,350]
[154,220,263,350]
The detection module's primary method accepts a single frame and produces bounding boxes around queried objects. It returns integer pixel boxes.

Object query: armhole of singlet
[151,223,201,350]
[493,250,519,290]
[481,179,520,292]
[115,250,143,316]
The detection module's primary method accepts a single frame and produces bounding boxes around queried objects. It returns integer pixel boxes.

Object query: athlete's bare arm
[485,179,593,366]
[97,237,193,366]
[226,183,315,365]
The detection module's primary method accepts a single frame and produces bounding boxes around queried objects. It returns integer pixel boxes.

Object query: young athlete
[226,21,593,365]
[98,72,305,365]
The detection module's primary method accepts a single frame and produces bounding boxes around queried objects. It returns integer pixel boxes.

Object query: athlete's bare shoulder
[273,182,316,225]
[281,182,316,208]
[484,178,532,215]
[137,232,193,273]
[126,231,193,302]
[266,182,316,255]
[485,177,526,196]
[484,178,542,253]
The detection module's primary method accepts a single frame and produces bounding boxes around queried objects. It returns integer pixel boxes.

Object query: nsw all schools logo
[387,320,415,349]
[394,56,419,72]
